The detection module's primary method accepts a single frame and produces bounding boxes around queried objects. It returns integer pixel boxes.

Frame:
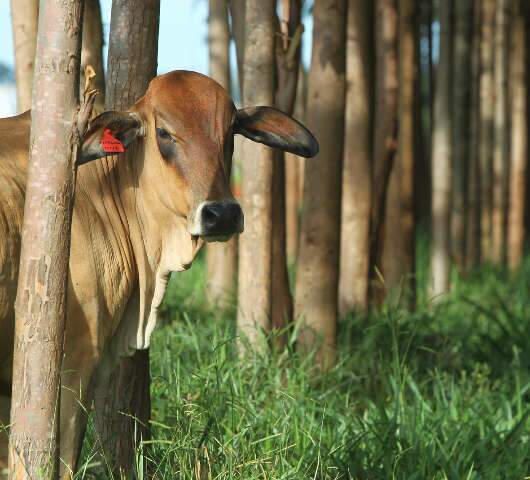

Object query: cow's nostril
[201,204,221,227]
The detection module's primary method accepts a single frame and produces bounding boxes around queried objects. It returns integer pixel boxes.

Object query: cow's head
[78,71,318,352]
[80,71,318,246]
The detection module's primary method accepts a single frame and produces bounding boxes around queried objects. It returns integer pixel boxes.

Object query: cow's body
[0,70,317,477]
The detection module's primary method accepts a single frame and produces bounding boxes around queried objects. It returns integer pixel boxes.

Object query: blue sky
[0,0,313,80]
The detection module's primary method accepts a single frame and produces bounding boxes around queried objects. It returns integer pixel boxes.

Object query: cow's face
[80,70,318,246]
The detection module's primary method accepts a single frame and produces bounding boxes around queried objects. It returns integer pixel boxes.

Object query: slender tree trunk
[451,0,473,271]
[93,1,160,477]
[270,0,302,343]
[81,0,105,111]
[339,0,373,315]
[10,0,39,113]
[466,0,482,270]
[229,0,246,97]
[380,0,418,305]
[295,0,346,369]
[492,0,510,264]
[369,0,399,305]
[9,0,88,477]
[397,0,417,305]
[237,0,276,351]
[507,0,527,270]
[206,0,238,307]
[479,0,496,261]
[285,66,307,261]
[430,0,452,300]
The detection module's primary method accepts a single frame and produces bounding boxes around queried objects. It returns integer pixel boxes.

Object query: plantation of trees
[0,0,529,478]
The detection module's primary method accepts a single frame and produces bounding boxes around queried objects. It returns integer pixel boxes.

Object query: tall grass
[78,245,530,479]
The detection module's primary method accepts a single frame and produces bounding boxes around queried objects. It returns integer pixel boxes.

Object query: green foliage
[78,253,530,479]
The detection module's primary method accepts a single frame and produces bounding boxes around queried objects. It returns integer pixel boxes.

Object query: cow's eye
[156,127,173,141]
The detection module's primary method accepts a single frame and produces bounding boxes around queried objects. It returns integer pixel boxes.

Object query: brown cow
[0,70,318,476]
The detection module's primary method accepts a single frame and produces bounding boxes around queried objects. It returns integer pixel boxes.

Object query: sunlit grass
[78,245,530,479]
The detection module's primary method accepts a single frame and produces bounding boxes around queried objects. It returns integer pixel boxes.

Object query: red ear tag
[101,128,125,153]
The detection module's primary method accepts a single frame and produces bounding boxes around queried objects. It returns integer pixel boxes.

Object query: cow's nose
[200,201,244,238]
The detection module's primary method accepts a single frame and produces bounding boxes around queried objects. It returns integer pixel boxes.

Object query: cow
[0,70,318,477]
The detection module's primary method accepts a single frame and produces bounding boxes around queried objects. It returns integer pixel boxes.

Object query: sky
[0,0,313,82]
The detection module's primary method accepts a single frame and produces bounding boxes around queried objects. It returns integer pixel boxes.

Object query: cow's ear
[235,106,319,158]
[79,111,144,165]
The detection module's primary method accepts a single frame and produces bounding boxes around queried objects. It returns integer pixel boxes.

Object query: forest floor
[79,243,530,479]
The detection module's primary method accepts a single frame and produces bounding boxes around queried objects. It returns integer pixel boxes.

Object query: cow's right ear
[79,111,144,165]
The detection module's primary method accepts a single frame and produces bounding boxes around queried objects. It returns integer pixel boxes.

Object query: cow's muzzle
[190,200,244,241]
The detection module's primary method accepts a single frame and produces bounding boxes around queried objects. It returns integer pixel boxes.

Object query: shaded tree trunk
[430,0,452,300]
[81,0,106,110]
[237,0,276,351]
[10,0,39,112]
[382,0,417,304]
[369,0,399,305]
[507,0,527,270]
[466,0,482,270]
[295,0,346,369]
[93,1,160,477]
[478,0,496,261]
[491,0,510,264]
[8,0,88,477]
[270,0,302,344]
[206,0,238,307]
[339,0,373,315]
[451,0,473,272]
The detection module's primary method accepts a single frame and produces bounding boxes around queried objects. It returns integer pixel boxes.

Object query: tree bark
[382,0,417,304]
[491,0,510,264]
[397,0,417,305]
[451,0,473,272]
[338,0,373,315]
[10,0,39,113]
[92,1,160,477]
[369,0,399,305]
[206,0,238,307]
[507,0,527,271]
[236,0,275,351]
[270,0,302,345]
[478,0,496,261]
[430,0,452,300]
[295,0,346,369]
[8,0,86,477]
[466,0,482,271]
[81,0,105,111]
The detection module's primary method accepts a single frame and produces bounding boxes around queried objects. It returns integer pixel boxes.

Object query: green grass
[78,247,530,479]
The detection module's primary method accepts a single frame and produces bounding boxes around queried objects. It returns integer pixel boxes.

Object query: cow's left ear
[235,106,319,158]
[79,111,144,165]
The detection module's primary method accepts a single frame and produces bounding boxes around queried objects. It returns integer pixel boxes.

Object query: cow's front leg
[0,395,9,477]
[58,351,98,479]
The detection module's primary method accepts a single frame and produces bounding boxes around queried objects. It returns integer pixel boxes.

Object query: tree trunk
[369,0,399,305]
[8,0,87,477]
[383,0,417,304]
[229,0,246,97]
[93,1,160,477]
[491,0,510,264]
[466,0,482,271]
[397,0,417,305]
[81,0,105,111]
[236,0,275,351]
[10,0,39,113]
[507,0,527,271]
[478,0,496,261]
[206,0,238,307]
[295,0,346,369]
[451,0,473,272]
[270,0,302,345]
[430,0,452,300]
[338,0,373,315]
